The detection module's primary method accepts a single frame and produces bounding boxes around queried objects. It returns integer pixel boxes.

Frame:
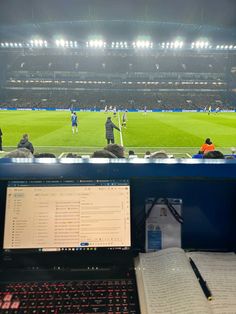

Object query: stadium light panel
[88,39,106,48]
[133,40,153,49]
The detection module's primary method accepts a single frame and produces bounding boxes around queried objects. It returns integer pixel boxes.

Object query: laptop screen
[3,180,131,253]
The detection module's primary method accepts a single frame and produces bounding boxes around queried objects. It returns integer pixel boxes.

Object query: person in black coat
[17,133,34,154]
[105,117,120,144]
[0,128,2,151]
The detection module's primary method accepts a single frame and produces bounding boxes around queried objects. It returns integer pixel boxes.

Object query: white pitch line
[118,112,124,146]
[186,153,192,158]
[58,152,66,158]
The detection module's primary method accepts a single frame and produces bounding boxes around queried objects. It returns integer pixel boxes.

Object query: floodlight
[60,39,65,46]
[229,45,233,49]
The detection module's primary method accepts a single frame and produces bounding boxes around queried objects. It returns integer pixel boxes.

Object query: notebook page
[135,258,149,314]
[138,248,211,314]
[187,252,236,314]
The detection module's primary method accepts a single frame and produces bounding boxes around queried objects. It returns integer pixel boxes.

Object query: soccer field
[0,110,236,157]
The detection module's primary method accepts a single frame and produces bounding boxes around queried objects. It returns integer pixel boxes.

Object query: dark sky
[0,0,236,28]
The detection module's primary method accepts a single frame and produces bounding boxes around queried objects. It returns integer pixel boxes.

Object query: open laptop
[0,179,140,313]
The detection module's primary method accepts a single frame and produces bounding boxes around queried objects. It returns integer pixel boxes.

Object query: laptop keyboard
[0,279,139,313]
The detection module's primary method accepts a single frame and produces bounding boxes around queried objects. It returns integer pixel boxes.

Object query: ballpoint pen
[189,257,212,301]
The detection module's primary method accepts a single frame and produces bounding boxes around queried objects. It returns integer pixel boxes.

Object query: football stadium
[1,2,236,314]
[0,0,236,158]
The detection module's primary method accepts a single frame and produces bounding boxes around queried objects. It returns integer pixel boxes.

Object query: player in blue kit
[71,112,78,133]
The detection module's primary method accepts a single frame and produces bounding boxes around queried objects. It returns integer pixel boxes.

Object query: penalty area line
[118,112,124,146]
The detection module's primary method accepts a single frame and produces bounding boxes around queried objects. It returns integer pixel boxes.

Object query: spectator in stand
[0,128,3,151]
[91,149,117,158]
[4,148,33,158]
[34,153,56,158]
[66,153,81,158]
[128,150,138,159]
[17,133,34,154]
[199,138,215,154]
[104,144,124,158]
[128,150,135,156]
[150,150,169,159]
[203,151,225,159]
[105,117,120,144]
[144,151,151,158]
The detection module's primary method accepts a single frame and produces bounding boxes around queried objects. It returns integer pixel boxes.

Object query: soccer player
[144,105,147,115]
[104,105,108,113]
[71,112,78,133]
[122,110,127,128]
[208,105,212,115]
[113,106,117,117]
[215,106,220,114]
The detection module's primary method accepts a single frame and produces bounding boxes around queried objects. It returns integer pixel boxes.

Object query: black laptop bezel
[0,179,135,270]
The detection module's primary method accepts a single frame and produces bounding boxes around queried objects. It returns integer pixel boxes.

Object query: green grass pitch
[0,110,236,157]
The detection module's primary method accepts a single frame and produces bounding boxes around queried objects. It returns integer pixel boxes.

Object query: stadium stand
[1,51,235,109]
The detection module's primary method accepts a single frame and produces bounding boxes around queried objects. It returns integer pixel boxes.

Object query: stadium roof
[0,0,236,41]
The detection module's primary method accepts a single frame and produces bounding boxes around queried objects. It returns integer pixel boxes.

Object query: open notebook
[135,247,236,314]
